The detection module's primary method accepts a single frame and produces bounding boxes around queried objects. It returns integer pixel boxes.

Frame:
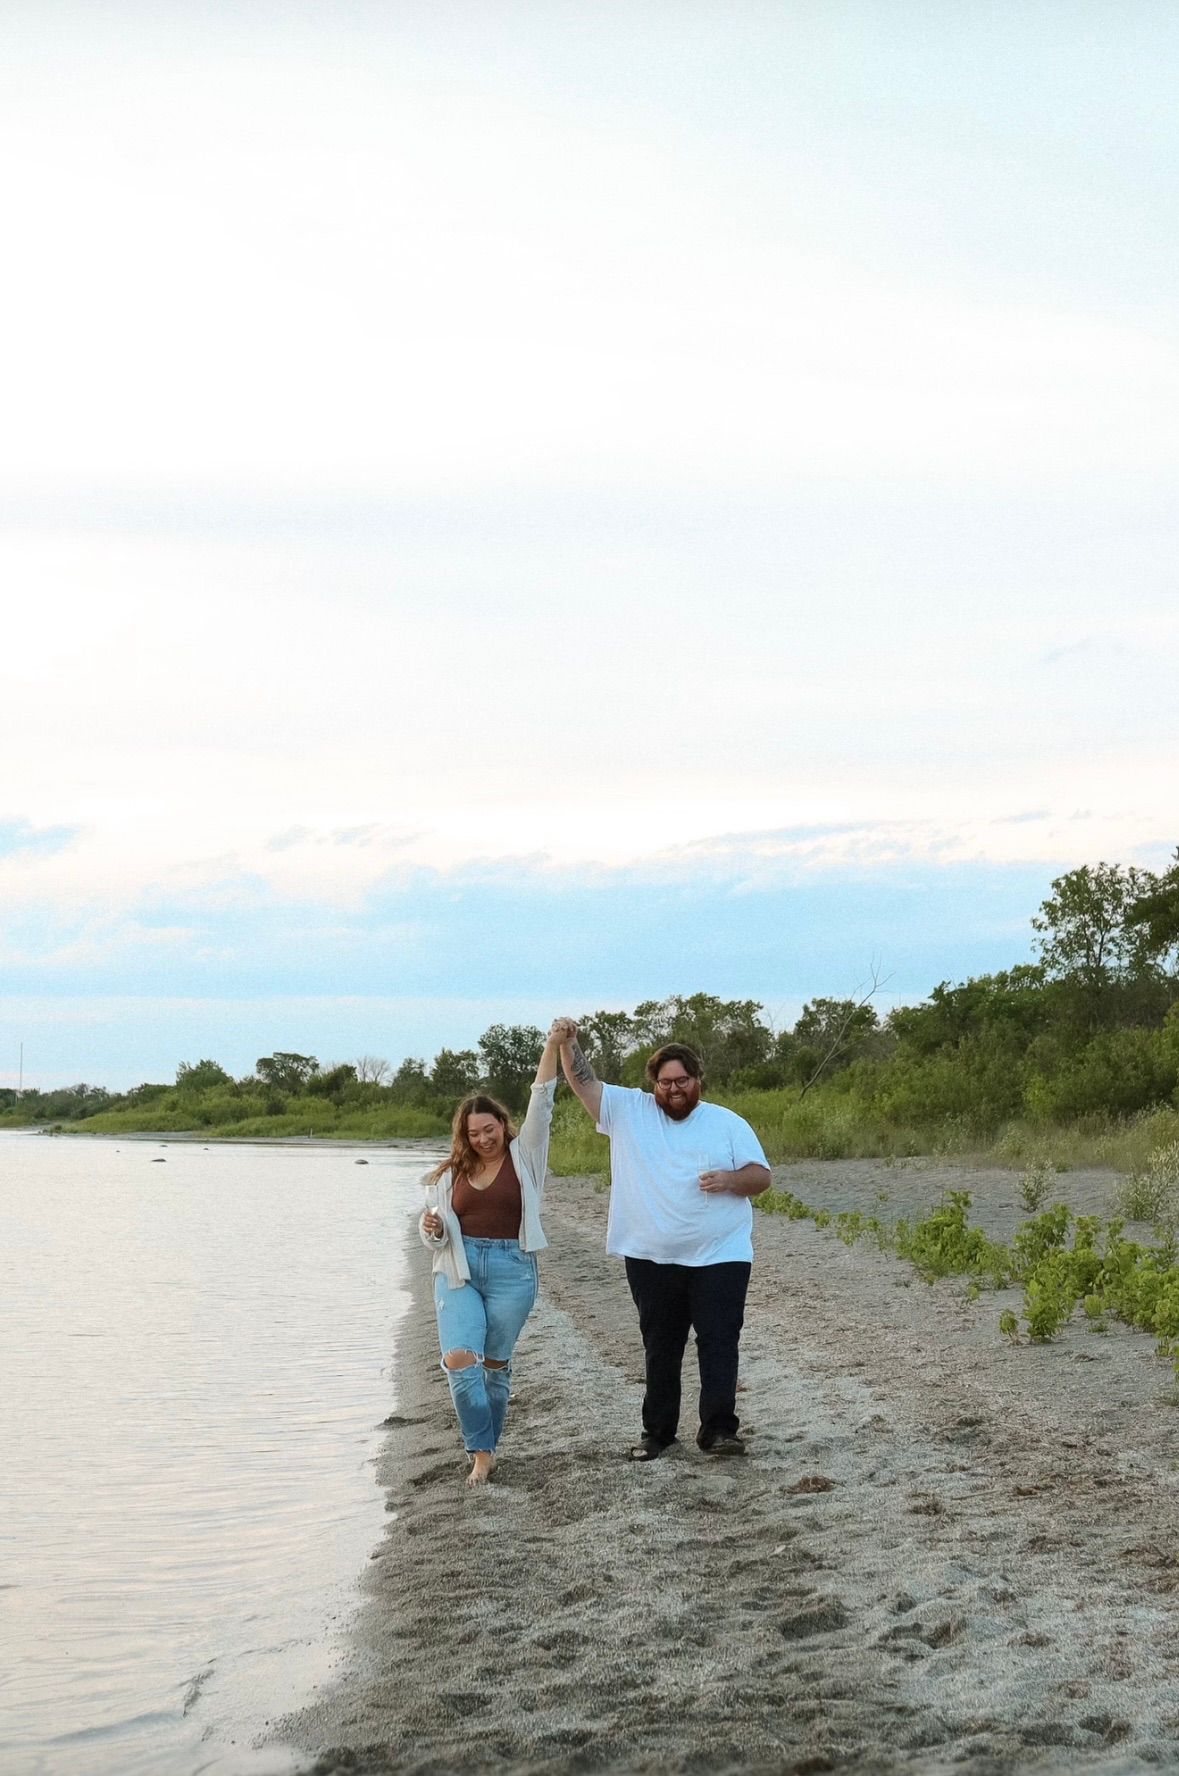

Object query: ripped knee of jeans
[442,1347,482,1371]
[484,1357,509,1371]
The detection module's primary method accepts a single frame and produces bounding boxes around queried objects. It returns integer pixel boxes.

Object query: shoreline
[0,1126,445,1150]
[283,1164,1179,1774]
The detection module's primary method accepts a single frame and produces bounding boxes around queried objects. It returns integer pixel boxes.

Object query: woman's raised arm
[534,1028,561,1086]
[515,1028,562,1167]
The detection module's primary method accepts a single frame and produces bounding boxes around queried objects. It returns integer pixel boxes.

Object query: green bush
[1025,1028,1179,1122]
[1018,1158,1056,1212]
[869,1036,1026,1133]
[192,1089,267,1127]
[1116,1139,1179,1227]
[893,1192,1009,1287]
[1011,1203,1073,1279]
[718,1088,925,1161]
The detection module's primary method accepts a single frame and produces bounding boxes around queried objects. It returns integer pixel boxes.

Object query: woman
[419,1027,563,1486]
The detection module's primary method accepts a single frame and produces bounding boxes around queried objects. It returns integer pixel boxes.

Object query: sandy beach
[286,1162,1179,1774]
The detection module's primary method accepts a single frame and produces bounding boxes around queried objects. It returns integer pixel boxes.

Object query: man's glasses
[656,1075,693,1091]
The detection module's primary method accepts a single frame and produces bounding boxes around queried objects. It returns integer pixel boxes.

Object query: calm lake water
[0,1131,443,1776]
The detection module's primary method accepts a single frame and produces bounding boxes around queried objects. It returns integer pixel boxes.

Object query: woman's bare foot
[467,1451,496,1487]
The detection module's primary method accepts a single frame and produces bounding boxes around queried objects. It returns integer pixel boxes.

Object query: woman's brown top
[451,1151,522,1239]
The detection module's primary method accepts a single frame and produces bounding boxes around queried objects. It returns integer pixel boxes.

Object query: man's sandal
[628,1435,670,1461]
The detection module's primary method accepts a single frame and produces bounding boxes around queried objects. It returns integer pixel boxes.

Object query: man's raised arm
[549,1018,603,1121]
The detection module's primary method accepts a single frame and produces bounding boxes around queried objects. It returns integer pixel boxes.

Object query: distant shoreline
[0,1126,445,1151]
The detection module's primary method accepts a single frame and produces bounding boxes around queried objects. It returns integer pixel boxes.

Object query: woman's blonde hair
[426,1093,517,1185]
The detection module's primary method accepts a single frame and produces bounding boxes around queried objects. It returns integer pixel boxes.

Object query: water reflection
[0,1133,442,1776]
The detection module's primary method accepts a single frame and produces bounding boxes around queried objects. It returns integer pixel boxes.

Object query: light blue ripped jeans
[433,1237,539,1453]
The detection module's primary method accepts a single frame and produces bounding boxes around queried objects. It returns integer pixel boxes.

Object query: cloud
[1033,637,1129,668]
[649,813,1169,881]
[265,823,422,853]
[0,844,1053,1002]
[0,845,1064,1090]
[0,819,79,860]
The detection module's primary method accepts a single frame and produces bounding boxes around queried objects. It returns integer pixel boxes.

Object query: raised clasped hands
[548,1016,578,1044]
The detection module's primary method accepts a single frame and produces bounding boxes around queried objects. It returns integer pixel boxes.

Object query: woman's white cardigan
[417,1078,557,1289]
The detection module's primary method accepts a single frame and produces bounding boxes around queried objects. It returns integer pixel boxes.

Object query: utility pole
[17,1042,22,1097]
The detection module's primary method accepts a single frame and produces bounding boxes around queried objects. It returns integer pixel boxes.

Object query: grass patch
[990,1107,1179,1175]
[548,1097,610,1176]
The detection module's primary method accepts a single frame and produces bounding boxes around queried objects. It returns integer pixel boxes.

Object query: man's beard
[658,1086,700,1121]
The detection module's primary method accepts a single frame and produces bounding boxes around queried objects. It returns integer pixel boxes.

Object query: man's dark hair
[645,1042,705,1087]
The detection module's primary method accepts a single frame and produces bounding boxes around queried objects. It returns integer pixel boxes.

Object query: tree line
[4,848,1178,1136]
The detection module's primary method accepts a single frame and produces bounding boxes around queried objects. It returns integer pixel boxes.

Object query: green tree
[1031,863,1160,1024]
[430,1048,480,1101]
[794,998,877,1054]
[628,994,771,1084]
[307,1063,359,1103]
[255,1052,320,1093]
[33,1083,114,1120]
[1126,847,1179,970]
[389,1057,432,1105]
[575,1010,637,1083]
[478,1023,545,1111]
[888,967,1050,1055]
[175,1058,233,1094]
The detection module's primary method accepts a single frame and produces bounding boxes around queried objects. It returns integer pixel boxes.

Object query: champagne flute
[693,1152,719,1191]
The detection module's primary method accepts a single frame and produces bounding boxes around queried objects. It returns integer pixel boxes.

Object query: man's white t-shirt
[596,1084,770,1266]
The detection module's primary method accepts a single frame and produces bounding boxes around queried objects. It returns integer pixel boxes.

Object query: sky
[2,1,1177,1090]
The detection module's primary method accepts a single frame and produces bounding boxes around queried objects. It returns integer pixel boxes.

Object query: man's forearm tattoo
[566,1040,597,1086]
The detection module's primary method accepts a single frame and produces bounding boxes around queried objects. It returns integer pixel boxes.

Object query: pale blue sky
[2,3,1176,1087]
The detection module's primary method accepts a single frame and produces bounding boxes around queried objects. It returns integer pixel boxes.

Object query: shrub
[1015,1215,1104,1341]
[893,1192,1009,1288]
[1116,1139,1179,1228]
[1025,1028,1179,1122]
[757,1188,814,1220]
[192,1089,266,1127]
[1011,1204,1073,1280]
[870,1036,1026,1132]
[1018,1159,1055,1213]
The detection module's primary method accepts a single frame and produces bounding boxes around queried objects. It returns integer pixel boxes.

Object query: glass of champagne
[693,1153,721,1191]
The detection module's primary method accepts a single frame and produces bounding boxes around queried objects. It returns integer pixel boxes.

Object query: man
[551,1018,771,1461]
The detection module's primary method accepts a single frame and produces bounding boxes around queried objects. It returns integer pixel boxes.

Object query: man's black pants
[623,1257,751,1447]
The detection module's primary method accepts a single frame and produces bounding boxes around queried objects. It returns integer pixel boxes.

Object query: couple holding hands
[418,1019,771,1485]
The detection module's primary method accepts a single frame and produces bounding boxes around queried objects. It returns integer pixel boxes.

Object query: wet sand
[285,1162,1179,1774]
